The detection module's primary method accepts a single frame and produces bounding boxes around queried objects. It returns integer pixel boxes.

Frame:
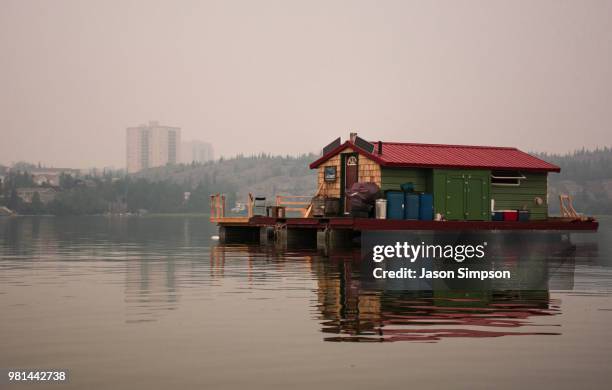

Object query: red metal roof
[309,141,560,172]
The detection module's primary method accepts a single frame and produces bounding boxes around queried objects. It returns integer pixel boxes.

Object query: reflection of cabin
[309,134,560,220]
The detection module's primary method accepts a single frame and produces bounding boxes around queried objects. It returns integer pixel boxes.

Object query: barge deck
[213,215,598,249]
[241,216,598,231]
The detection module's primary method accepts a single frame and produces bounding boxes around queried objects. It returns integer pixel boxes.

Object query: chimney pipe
[349,132,357,143]
[378,141,383,155]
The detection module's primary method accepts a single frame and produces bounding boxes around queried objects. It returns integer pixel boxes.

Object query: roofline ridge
[379,141,517,150]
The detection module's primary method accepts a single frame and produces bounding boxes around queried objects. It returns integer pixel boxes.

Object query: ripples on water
[1,216,611,388]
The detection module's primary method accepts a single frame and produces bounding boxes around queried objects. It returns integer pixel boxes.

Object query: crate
[311,196,325,217]
[324,197,340,216]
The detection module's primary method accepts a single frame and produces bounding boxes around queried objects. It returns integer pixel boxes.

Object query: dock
[211,199,598,248]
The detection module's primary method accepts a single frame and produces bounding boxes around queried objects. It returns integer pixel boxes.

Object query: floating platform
[213,215,598,250]
[218,215,598,232]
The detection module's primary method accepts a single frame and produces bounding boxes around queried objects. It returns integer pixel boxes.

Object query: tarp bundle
[347,182,381,217]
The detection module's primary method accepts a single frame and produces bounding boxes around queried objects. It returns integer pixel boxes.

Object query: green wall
[380,167,431,192]
[490,172,548,220]
[381,167,550,220]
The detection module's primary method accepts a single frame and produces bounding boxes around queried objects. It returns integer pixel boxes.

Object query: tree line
[1,148,610,216]
[0,171,237,216]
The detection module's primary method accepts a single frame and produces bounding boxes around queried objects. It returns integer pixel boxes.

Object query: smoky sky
[1,0,611,168]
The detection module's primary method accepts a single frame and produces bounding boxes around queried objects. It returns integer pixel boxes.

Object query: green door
[465,175,488,220]
[446,175,465,220]
[433,169,491,221]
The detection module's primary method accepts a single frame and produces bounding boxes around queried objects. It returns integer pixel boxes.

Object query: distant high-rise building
[126,121,181,173]
[181,140,214,164]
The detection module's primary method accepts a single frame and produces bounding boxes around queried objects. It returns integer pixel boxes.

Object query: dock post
[316,228,328,251]
[274,223,287,250]
[317,227,354,251]
[219,225,227,242]
[260,226,273,245]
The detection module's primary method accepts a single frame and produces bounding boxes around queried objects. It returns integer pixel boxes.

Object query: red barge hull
[240,216,598,232]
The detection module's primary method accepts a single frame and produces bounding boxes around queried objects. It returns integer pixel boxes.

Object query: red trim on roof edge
[309,141,386,169]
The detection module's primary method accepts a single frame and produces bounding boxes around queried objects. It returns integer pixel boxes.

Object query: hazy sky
[1,0,611,168]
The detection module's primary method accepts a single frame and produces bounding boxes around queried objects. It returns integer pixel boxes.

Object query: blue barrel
[419,193,434,221]
[404,193,420,220]
[386,191,404,220]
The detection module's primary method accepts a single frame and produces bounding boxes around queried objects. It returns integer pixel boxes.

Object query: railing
[210,193,226,221]
[210,193,315,222]
[275,195,312,217]
[210,193,253,223]
[559,194,584,220]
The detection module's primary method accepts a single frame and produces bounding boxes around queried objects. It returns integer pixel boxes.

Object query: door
[466,175,489,220]
[343,154,359,213]
[434,169,490,221]
[445,175,465,220]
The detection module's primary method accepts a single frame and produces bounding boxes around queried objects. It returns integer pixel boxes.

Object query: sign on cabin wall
[324,166,337,182]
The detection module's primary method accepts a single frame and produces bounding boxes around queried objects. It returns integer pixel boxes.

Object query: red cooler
[503,210,518,221]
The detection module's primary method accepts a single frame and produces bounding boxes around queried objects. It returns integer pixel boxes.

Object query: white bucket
[375,199,387,219]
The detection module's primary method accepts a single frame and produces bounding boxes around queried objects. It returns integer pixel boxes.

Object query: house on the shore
[16,187,58,204]
[30,168,80,187]
[309,134,560,220]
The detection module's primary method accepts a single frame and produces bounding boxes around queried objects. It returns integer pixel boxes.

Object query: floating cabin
[210,133,597,246]
[309,133,559,221]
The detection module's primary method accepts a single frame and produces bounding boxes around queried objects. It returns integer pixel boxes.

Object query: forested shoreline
[1,148,611,216]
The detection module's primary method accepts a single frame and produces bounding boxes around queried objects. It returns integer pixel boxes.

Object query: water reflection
[0,216,605,343]
[204,244,575,343]
[124,255,179,323]
[313,251,563,342]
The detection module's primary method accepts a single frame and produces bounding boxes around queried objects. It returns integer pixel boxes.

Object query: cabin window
[491,170,526,186]
[324,166,337,182]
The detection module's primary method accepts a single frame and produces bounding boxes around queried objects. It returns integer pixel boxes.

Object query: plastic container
[419,193,434,221]
[492,211,504,221]
[375,199,387,219]
[518,210,530,221]
[404,193,419,220]
[503,210,518,221]
[400,182,415,192]
[386,191,404,220]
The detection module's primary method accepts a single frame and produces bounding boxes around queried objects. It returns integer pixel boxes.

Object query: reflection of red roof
[309,141,560,172]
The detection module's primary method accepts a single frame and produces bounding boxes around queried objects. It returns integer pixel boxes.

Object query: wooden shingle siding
[380,167,431,192]
[316,148,381,198]
[358,158,382,184]
[490,172,548,220]
[317,153,342,198]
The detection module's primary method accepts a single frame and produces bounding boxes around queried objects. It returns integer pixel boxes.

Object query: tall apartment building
[181,140,214,164]
[126,121,181,173]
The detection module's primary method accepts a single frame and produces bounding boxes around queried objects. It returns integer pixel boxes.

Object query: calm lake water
[1,216,611,389]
